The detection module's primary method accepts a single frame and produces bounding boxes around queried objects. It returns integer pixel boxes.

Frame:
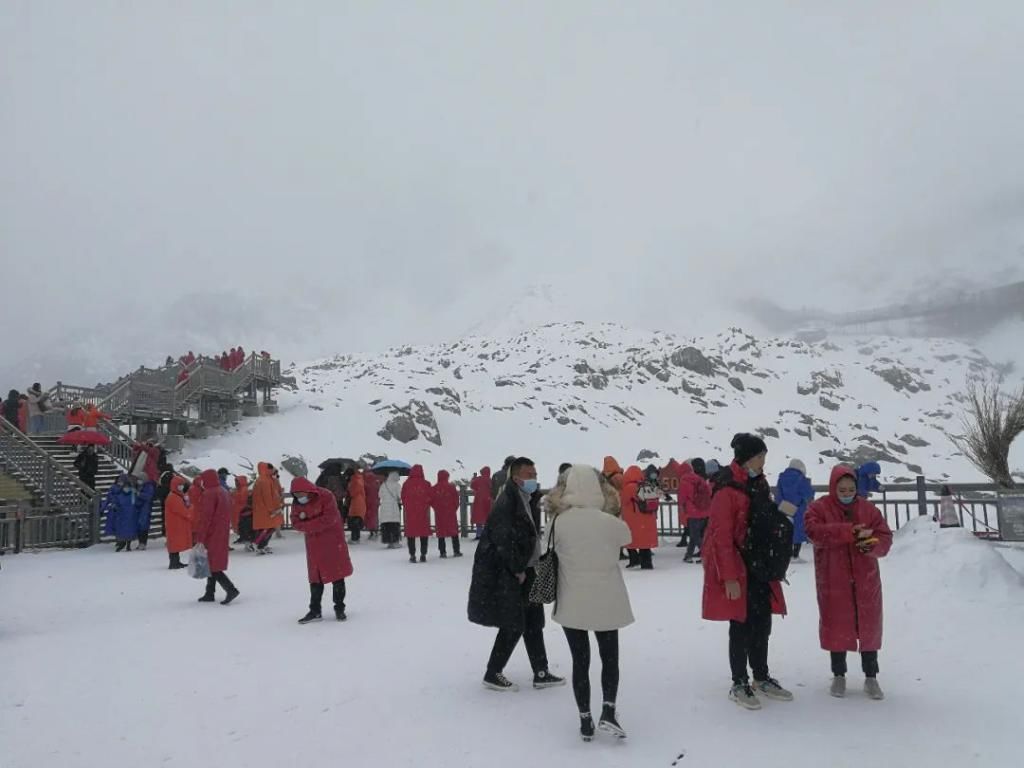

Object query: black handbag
[528,517,558,605]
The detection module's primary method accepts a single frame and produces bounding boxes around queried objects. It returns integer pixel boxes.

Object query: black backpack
[725,476,793,582]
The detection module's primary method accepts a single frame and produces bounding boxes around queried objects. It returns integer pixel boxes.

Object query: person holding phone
[806,465,893,700]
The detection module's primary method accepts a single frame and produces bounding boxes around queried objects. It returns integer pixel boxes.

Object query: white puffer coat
[378,473,402,525]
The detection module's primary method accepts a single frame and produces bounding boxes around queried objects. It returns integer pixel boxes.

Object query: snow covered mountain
[181,322,1007,486]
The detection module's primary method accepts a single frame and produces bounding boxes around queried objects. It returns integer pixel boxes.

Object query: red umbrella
[58,430,111,447]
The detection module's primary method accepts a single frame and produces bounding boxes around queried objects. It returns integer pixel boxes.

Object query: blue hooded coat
[856,462,883,498]
[775,467,815,544]
[104,477,139,541]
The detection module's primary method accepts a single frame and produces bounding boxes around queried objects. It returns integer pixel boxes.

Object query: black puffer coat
[467,481,542,631]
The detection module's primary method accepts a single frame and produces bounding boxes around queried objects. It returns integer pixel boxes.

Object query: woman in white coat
[378,472,403,548]
[547,465,634,742]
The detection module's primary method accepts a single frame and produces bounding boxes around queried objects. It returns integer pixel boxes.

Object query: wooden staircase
[31,434,126,501]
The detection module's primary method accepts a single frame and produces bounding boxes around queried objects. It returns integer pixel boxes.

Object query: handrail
[0,415,95,514]
[96,422,137,471]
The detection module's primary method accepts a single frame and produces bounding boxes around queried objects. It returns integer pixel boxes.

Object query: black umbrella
[318,457,358,472]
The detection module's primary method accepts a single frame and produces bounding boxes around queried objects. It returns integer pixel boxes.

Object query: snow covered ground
[2,518,1021,768]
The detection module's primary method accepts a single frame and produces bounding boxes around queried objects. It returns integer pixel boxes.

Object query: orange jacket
[83,405,110,428]
[232,476,250,532]
[602,456,624,491]
[66,407,87,428]
[347,472,366,519]
[622,465,659,549]
[165,476,196,554]
[252,462,284,530]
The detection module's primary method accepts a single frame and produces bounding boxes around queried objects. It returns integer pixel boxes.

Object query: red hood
[437,470,450,484]
[480,467,491,479]
[678,463,694,479]
[728,461,748,484]
[291,477,319,496]
[235,476,249,491]
[170,476,188,495]
[602,456,623,477]
[624,466,644,484]
[199,469,220,489]
[829,464,857,500]
[409,465,425,481]
[258,462,274,479]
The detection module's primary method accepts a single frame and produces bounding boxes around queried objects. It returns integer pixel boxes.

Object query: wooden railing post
[459,486,469,538]
[916,475,929,516]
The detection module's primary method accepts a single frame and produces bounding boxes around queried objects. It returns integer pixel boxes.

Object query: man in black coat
[73,445,99,490]
[468,456,565,692]
[490,455,515,502]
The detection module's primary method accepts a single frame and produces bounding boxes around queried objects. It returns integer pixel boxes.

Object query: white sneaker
[729,683,762,710]
[755,677,794,702]
[864,678,885,700]
[830,676,847,698]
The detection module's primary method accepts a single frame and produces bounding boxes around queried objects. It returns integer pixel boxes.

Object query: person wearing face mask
[806,465,893,700]
[623,465,660,570]
[290,477,353,623]
[702,433,793,710]
[377,472,403,548]
[468,456,565,693]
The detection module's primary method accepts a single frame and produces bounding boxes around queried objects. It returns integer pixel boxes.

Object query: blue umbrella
[371,459,412,476]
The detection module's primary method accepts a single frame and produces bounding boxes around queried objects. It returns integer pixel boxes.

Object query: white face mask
[295,495,309,505]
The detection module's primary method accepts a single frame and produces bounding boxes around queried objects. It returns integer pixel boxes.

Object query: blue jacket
[104,484,139,541]
[135,481,156,534]
[856,462,882,498]
[775,467,815,544]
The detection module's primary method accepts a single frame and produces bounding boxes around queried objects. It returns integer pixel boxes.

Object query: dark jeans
[685,518,707,559]
[407,537,428,557]
[486,603,548,676]
[792,543,803,559]
[831,651,879,678]
[203,571,237,597]
[381,522,401,544]
[562,627,619,715]
[438,536,461,556]
[728,579,773,684]
[310,580,346,613]
[349,517,363,542]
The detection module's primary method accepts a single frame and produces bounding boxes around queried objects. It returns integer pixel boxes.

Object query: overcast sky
[3,1,1024,385]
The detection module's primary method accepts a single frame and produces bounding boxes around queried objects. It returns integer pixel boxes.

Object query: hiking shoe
[580,713,595,742]
[409,556,417,564]
[197,594,215,603]
[864,678,885,701]
[454,551,464,558]
[729,682,762,710]
[598,703,627,738]
[755,677,794,702]
[440,552,448,559]
[419,555,426,563]
[298,611,322,625]
[221,588,240,605]
[483,672,519,692]
[533,670,566,689]
[830,676,847,698]
[335,608,347,622]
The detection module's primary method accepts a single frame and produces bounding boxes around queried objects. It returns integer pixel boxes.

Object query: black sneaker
[580,713,595,742]
[197,594,215,603]
[298,611,322,625]
[335,608,347,622]
[598,703,627,738]
[482,672,519,692]
[169,562,187,570]
[419,555,426,563]
[409,555,417,563]
[221,588,240,605]
[454,551,464,558]
[440,552,448,559]
[533,670,566,689]
[682,555,694,563]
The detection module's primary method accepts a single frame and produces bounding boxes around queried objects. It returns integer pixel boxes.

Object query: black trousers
[831,651,879,678]
[115,539,132,552]
[486,603,548,675]
[310,580,346,613]
[562,627,619,715]
[685,518,707,559]
[437,536,461,556]
[203,571,237,597]
[169,551,182,567]
[407,537,428,557]
[349,517,363,542]
[381,522,401,544]
[728,579,773,684]
[137,530,149,546]
[792,543,803,559]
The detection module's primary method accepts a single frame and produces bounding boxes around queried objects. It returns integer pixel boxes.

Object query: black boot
[639,549,654,570]
[580,713,595,742]
[216,572,240,605]
[333,580,347,621]
[453,538,462,557]
[626,549,640,569]
[300,582,324,623]
[169,552,187,570]
[198,577,216,602]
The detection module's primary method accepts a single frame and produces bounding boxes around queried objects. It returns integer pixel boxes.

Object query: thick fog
[3,1,1024,386]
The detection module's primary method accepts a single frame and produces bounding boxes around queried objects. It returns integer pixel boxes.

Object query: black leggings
[407,537,428,557]
[831,651,879,678]
[562,628,619,715]
[438,536,461,556]
[728,579,772,684]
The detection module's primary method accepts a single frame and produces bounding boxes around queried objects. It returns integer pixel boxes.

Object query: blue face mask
[521,479,539,495]
[838,494,856,505]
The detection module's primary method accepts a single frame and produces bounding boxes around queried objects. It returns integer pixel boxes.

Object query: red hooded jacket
[805,465,893,652]
[702,462,787,622]
[290,477,354,584]
[470,467,492,525]
[401,465,433,538]
[362,470,381,531]
[196,469,232,573]
[678,463,712,522]
[431,470,460,538]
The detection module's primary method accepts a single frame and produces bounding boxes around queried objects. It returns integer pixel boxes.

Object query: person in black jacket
[490,455,516,502]
[73,445,99,489]
[2,389,21,427]
[468,456,565,692]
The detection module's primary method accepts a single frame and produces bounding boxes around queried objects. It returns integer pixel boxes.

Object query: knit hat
[731,433,768,466]
[789,459,807,475]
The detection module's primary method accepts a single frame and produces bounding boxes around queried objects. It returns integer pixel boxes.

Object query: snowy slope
[182,323,1005,485]
[1,518,1021,768]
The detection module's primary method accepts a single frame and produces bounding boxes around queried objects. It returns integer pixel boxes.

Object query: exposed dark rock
[680,379,705,398]
[757,427,780,439]
[728,377,745,391]
[636,449,659,463]
[670,346,717,376]
[377,413,419,444]
[900,433,930,448]
[886,441,909,456]
[819,397,840,412]
[905,463,923,475]
[495,378,522,387]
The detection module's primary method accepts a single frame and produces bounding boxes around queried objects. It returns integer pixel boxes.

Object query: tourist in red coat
[679,461,712,563]
[806,465,893,700]
[401,464,433,563]
[362,469,381,538]
[291,477,353,623]
[431,469,462,558]
[702,433,791,710]
[470,467,492,538]
[195,468,240,605]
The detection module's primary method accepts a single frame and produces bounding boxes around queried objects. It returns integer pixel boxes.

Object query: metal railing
[0,415,96,517]
[0,504,95,552]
